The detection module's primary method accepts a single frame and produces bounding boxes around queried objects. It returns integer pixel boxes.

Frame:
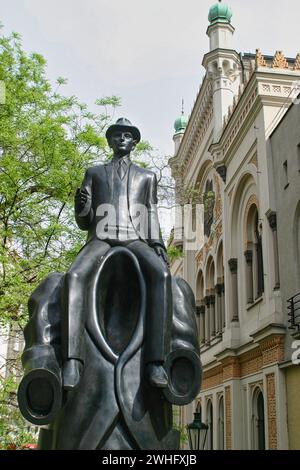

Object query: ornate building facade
[169,2,300,450]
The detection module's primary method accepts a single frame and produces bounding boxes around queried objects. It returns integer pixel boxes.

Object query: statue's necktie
[117,159,127,180]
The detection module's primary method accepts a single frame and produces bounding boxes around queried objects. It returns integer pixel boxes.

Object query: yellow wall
[286,366,300,450]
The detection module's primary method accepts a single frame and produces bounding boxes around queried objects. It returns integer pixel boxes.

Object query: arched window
[216,242,225,334]
[245,205,264,304]
[196,271,205,344]
[204,180,215,238]
[218,396,225,450]
[205,258,216,341]
[252,388,266,450]
[206,400,214,450]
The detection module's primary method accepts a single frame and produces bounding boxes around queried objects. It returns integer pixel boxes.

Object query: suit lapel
[127,163,137,203]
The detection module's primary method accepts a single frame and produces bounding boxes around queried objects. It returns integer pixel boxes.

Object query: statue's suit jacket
[76,162,165,249]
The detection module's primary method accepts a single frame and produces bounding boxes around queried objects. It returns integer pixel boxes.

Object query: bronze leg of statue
[126,240,173,365]
[61,239,111,389]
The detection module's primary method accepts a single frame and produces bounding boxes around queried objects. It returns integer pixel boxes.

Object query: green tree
[0,32,123,446]
[0,31,175,447]
[0,32,123,328]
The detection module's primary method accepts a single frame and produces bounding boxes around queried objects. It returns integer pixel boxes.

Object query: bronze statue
[62,118,172,391]
[17,119,202,450]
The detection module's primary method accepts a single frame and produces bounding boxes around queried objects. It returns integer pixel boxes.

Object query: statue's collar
[111,155,131,165]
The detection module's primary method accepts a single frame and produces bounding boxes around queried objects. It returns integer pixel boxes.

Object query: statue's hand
[154,246,169,266]
[75,187,91,213]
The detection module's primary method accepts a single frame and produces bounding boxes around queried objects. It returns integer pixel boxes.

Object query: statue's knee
[65,271,80,285]
[154,266,171,284]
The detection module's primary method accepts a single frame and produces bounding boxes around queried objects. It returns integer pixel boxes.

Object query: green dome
[174,114,188,134]
[208,2,232,24]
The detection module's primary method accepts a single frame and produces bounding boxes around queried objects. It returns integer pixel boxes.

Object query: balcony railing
[288,292,300,331]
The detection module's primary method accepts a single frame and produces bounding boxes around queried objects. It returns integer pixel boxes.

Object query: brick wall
[266,373,277,449]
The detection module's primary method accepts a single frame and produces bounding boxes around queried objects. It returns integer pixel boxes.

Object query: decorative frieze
[195,249,204,266]
[225,386,232,450]
[266,373,278,450]
[294,53,300,71]
[255,49,267,68]
[272,51,289,69]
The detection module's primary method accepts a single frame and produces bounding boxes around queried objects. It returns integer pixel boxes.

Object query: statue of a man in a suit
[62,118,172,391]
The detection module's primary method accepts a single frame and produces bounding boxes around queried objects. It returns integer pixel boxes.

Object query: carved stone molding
[250,153,258,168]
[294,53,300,71]
[215,221,223,242]
[272,51,289,69]
[244,194,259,250]
[196,249,204,266]
[214,173,222,220]
[255,49,267,68]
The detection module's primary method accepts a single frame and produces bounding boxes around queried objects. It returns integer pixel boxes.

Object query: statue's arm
[75,169,94,230]
[147,172,166,251]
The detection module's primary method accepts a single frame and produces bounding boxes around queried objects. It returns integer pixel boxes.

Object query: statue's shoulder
[132,163,156,180]
[85,164,107,176]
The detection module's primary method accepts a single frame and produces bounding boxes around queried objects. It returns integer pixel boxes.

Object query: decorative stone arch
[243,194,264,304]
[217,394,225,450]
[244,195,260,251]
[204,256,217,340]
[216,239,224,281]
[191,160,213,234]
[216,239,225,333]
[229,172,259,322]
[205,255,215,293]
[196,269,205,304]
[206,398,214,450]
[196,269,205,345]
[229,170,258,255]
[193,161,216,239]
[193,159,214,192]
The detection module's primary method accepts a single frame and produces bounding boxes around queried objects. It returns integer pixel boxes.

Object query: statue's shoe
[146,363,168,388]
[62,359,83,391]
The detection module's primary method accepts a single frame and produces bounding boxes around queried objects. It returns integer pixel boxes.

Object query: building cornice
[202,48,241,69]
[169,75,213,178]
[209,68,300,167]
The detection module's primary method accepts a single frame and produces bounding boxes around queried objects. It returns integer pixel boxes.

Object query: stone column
[221,282,225,328]
[199,305,206,345]
[210,293,216,337]
[204,295,211,344]
[228,258,239,322]
[256,237,264,298]
[215,284,223,336]
[267,211,280,290]
[244,250,254,304]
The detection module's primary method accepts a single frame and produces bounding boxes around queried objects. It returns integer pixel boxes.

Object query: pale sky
[1,0,299,158]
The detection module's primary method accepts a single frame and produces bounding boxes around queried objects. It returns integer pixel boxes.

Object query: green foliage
[0,375,37,449]
[167,245,183,262]
[0,32,122,327]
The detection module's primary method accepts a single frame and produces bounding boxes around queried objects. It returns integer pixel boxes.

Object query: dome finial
[208,1,232,24]
[174,101,188,135]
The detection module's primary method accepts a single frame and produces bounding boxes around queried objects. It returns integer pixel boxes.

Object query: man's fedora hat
[106,118,141,143]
